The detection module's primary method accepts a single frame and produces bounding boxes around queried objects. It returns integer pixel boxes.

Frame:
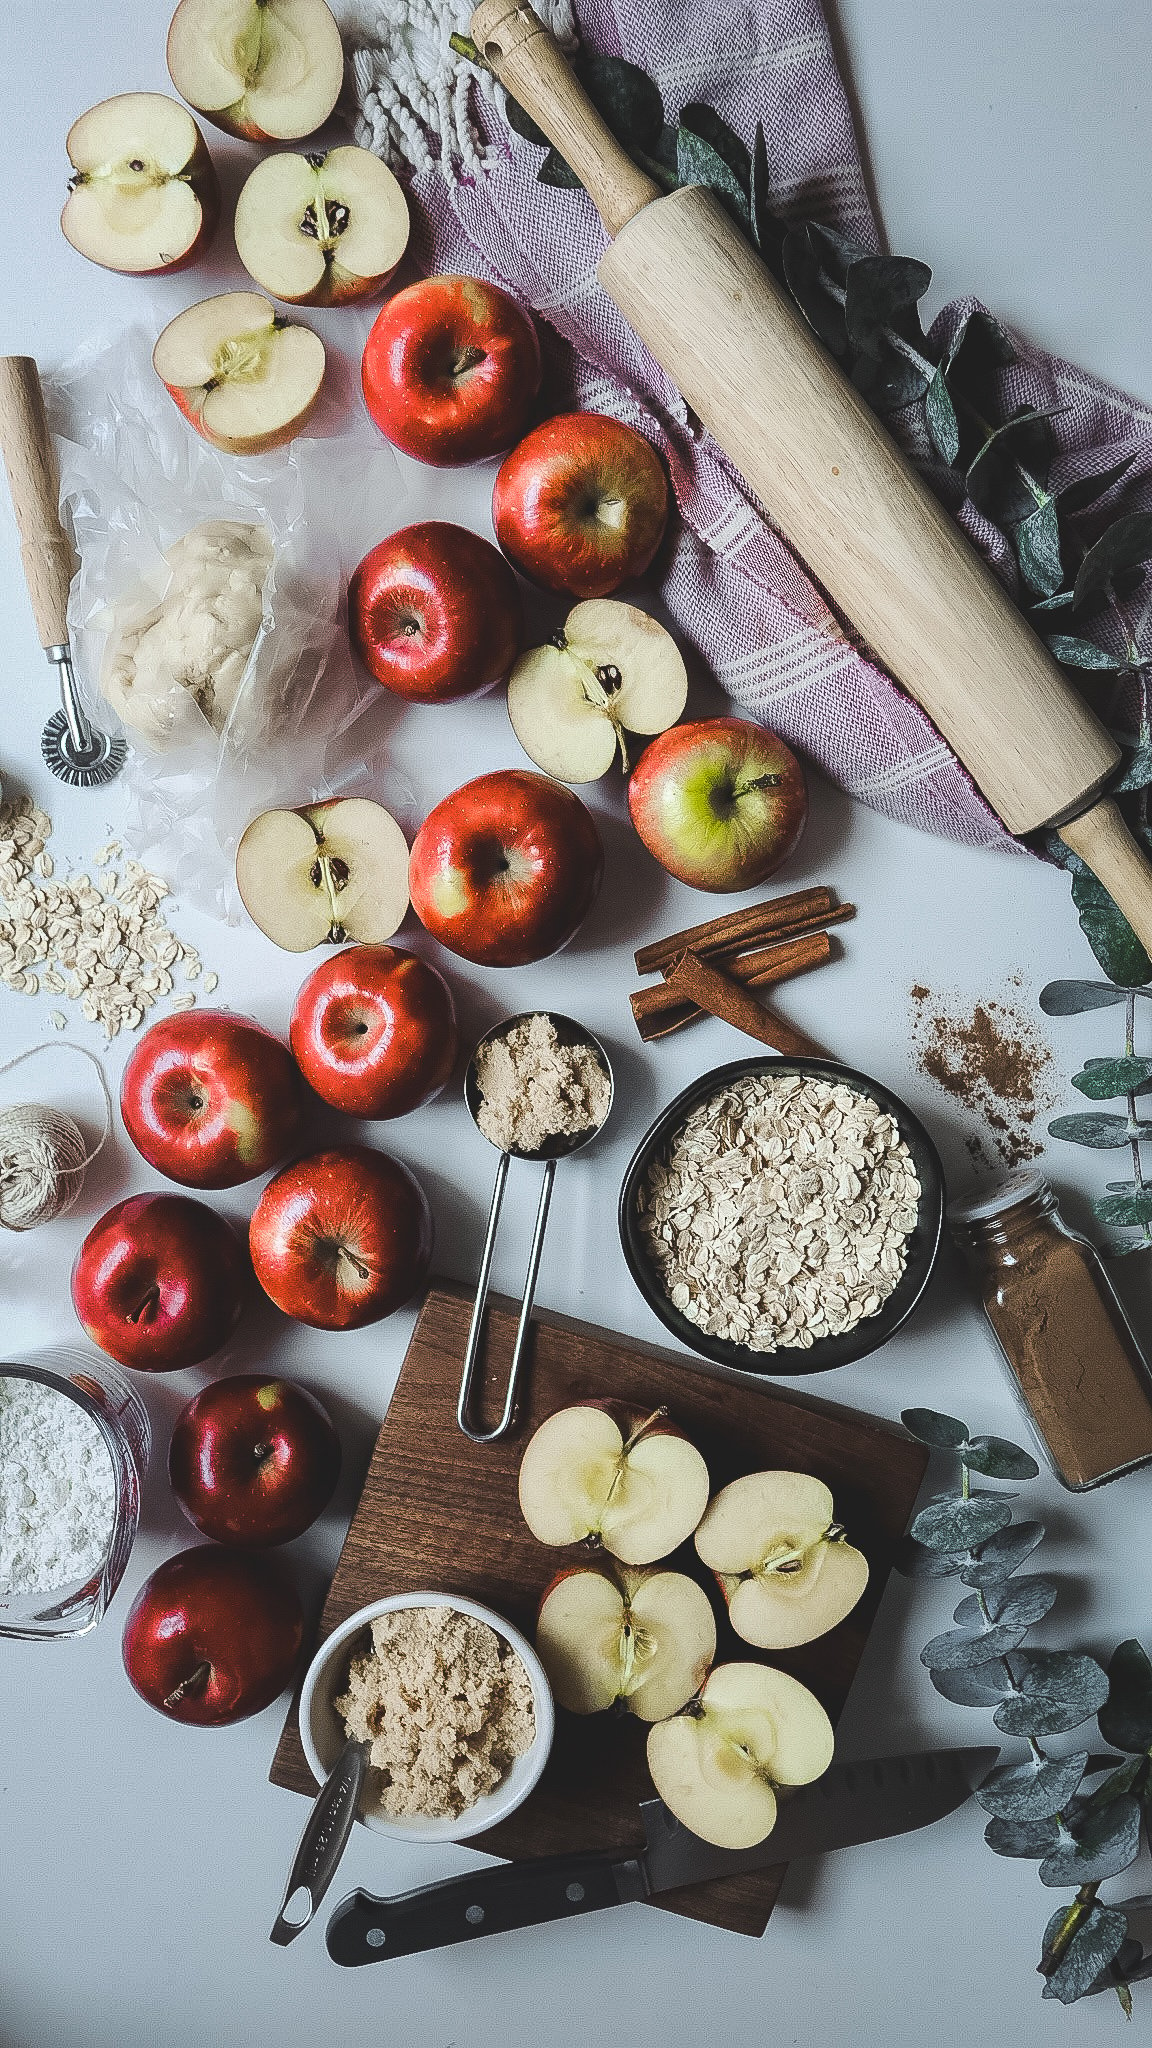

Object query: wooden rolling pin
[471,0,1149,947]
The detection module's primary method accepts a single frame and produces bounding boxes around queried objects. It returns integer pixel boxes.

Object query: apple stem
[126,1284,161,1326]
[624,1406,668,1453]
[336,1244,373,1284]
[163,1661,211,1711]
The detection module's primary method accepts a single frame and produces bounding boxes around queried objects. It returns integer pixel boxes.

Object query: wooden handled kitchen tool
[471,1,1152,945]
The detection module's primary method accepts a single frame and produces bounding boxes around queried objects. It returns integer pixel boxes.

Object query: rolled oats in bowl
[635,1070,924,1355]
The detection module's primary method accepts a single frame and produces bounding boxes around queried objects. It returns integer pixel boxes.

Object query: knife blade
[324,1746,997,1965]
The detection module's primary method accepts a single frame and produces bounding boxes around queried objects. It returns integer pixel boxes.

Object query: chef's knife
[325,1746,997,1964]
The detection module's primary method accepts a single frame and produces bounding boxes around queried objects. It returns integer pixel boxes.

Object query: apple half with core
[153,291,325,456]
[408,769,603,968]
[169,1374,341,1546]
[694,1471,869,1650]
[122,1546,304,1724]
[507,598,687,781]
[62,93,219,275]
[517,1403,710,1565]
[120,1009,305,1188]
[493,412,669,598]
[290,943,458,1118]
[167,0,344,142]
[646,1661,835,1849]
[349,521,521,704]
[249,1143,433,1329]
[234,147,409,306]
[628,715,808,893]
[362,275,542,466]
[536,1564,716,1720]
[236,798,410,953]
[72,1193,247,1372]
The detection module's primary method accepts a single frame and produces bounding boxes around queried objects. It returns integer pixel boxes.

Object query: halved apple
[167,0,344,142]
[507,599,688,781]
[517,1402,710,1566]
[646,1661,835,1849]
[236,798,409,950]
[62,92,219,275]
[694,1471,869,1651]
[153,291,325,455]
[536,1564,716,1720]
[234,147,409,306]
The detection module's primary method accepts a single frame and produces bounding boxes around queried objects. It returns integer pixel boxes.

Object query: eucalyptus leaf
[954,1574,1058,1632]
[781,224,849,354]
[910,1492,1015,1552]
[537,147,583,189]
[984,1813,1060,1858]
[1057,452,1136,515]
[963,1435,1040,1480]
[1039,1794,1143,1886]
[1039,979,1128,1015]
[929,1657,1019,1707]
[1044,633,1124,670]
[994,1651,1110,1737]
[892,1535,967,1578]
[921,1618,1031,1670]
[843,255,931,358]
[1041,1903,1128,2004]
[1073,858,1152,987]
[851,342,932,411]
[1093,1189,1152,1227]
[504,94,550,147]
[1072,1056,1152,1098]
[678,103,750,192]
[961,1521,1045,1587]
[900,1407,970,1449]
[977,1751,1087,1822]
[1079,1755,1143,1810]
[1112,742,1152,795]
[925,366,960,464]
[1030,588,1078,614]
[941,306,1017,415]
[1073,512,1152,608]
[676,125,748,224]
[965,408,1060,526]
[1014,497,1064,598]
[1099,1638,1152,1754]
[1047,1111,1137,1147]
[750,123,784,277]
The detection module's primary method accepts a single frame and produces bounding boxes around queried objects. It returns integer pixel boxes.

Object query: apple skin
[168,1374,341,1547]
[349,521,522,704]
[249,1144,433,1330]
[72,1194,248,1372]
[290,944,458,1119]
[362,275,541,466]
[628,716,808,893]
[122,1546,304,1724]
[493,413,670,598]
[120,1010,307,1189]
[408,768,603,967]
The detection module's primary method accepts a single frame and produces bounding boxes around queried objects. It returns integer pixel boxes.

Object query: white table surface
[2,3,1151,2043]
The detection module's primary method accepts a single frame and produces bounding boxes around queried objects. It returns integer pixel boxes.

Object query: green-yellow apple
[628,715,808,892]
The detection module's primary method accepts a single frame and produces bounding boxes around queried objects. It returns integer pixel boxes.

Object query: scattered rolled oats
[636,1072,921,1353]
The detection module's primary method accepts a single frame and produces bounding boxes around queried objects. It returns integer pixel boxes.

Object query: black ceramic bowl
[618,1056,944,1378]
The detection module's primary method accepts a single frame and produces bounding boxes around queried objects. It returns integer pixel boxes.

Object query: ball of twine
[0,1044,112,1232]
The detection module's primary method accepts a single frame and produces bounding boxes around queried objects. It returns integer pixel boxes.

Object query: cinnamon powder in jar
[950,1171,1152,1489]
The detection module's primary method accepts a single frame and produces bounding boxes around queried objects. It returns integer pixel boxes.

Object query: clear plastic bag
[47,326,409,920]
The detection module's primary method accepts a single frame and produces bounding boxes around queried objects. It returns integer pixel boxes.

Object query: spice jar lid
[946,1167,1051,1225]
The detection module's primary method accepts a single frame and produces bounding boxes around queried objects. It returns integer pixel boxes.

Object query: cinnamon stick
[631,929,832,1040]
[663,949,828,1058]
[635,886,837,977]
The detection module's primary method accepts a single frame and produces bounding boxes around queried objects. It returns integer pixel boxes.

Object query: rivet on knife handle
[270,1737,369,1948]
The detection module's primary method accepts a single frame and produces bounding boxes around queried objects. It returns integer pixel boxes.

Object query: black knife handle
[326,1851,646,1965]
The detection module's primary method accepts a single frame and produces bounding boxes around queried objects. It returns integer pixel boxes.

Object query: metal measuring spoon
[458,1012,613,1444]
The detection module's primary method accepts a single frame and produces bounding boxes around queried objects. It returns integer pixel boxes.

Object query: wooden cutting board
[270,1281,928,1938]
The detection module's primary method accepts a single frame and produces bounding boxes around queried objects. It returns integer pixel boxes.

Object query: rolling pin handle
[1057,798,1152,960]
[0,355,74,653]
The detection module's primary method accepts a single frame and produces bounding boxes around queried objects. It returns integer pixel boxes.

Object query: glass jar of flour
[0,1347,150,1639]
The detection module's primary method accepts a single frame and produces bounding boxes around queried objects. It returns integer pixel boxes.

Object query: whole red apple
[249,1144,433,1330]
[362,275,541,466]
[628,716,808,892]
[290,944,458,1118]
[168,1374,342,1546]
[72,1193,248,1372]
[408,769,603,967]
[493,412,669,598]
[120,1009,306,1189]
[122,1546,304,1725]
[348,521,521,704]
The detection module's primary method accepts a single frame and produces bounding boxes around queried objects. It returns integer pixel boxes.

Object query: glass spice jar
[949,1170,1152,1490]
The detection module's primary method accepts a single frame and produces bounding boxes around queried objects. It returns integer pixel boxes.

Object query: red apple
[408,769,603,967]
[168,1374,341,1547]
[362,275,541,466]
[348,521,521,704]
[493,413,670,598]
[122,1546,304,1725]
[249,1144,433,1330]
[72,1194,247,1372]
[290,944,457,1118]
[120,1010,306,1189]
[628,715,808,892]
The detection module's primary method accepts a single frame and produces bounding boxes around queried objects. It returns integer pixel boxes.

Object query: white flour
[0,1378,116,1596]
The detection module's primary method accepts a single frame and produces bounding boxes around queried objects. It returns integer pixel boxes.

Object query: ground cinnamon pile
[909,982,1055,1168]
